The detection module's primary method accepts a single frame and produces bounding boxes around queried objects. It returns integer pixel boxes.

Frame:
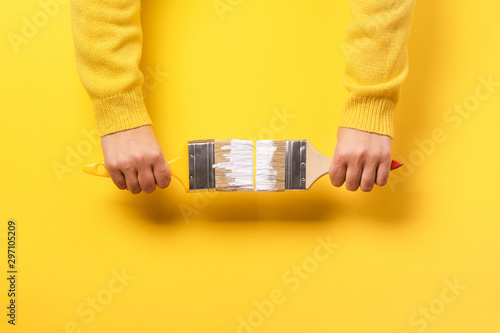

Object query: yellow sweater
[70,0,415,138]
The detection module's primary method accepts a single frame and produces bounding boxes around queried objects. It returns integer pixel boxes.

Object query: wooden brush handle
[305,141,403,189]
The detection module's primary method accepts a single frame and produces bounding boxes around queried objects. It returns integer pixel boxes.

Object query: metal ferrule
[285,140,307,190]
[188,140,215,191]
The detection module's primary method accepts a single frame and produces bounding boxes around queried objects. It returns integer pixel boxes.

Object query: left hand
[329,127,393,192]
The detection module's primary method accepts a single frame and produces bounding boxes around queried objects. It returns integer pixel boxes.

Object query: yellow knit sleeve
[70,0,152,137]
[339,0,416,139]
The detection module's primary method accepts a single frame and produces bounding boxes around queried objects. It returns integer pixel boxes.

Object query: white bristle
[213,139,254,191]
[255,140,278,191]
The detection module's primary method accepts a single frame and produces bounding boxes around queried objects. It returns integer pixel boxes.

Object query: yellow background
[1,1,500,332]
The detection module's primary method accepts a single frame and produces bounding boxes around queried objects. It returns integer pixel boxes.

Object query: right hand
[329,127,393,192]
[101,125,171,194]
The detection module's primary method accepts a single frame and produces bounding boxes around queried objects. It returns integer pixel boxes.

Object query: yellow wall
[1,1,499,332]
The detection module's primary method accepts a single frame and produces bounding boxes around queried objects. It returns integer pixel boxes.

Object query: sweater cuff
[338,96,396,139]
[93,87,152,137]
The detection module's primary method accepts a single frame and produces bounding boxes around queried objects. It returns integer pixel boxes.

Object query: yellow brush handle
[82,143,190,192]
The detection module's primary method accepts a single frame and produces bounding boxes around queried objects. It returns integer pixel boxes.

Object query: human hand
[101,125,171,194]
[329,127,392,192]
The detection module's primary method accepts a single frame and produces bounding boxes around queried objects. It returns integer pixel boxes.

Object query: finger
[138,166,157,194]
[153,161,171,189]
[360,162,377,192]
[123,169,141,194]
[329,156,347,187]
[375,158,391,186]
[106,167,127,190]
[345,161,363,191]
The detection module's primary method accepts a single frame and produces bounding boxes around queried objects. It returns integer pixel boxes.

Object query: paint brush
[255,140,403,191]
[83,139,254,192]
